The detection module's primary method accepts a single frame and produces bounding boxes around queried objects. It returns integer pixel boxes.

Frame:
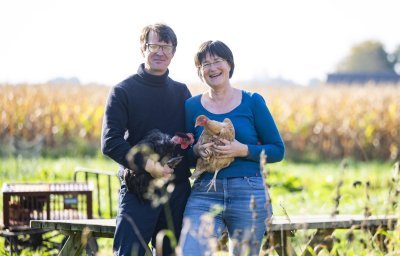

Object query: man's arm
[101,86,132,168]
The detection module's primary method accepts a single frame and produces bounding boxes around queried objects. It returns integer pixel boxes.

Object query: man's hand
[144,158,173,179]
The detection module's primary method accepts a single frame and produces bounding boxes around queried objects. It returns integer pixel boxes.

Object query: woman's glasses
[200,59,225,70]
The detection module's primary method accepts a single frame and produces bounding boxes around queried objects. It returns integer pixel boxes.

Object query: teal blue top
[185,90,285,179]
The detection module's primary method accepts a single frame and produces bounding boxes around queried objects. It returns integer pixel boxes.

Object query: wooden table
[30,219,115,256]
[266,214,398,256]
[30,214,398,256]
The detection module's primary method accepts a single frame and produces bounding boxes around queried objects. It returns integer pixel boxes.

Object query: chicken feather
[191,115,235,191]
[125,129,194,201]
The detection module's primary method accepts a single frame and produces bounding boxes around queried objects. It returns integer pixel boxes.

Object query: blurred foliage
[0,83,399,161]
[267,159,398,216]
[336,40,397,74]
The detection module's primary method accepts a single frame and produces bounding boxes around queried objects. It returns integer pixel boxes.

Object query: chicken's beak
[187,133,194,145]
[167,156,184,168]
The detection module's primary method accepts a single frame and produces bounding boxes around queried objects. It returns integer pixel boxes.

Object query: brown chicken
[191,115,235,191]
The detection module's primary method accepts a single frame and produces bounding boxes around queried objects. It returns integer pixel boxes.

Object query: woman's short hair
[194,40,235,80]
[140,23,177,53]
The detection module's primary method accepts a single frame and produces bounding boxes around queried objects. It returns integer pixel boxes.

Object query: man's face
[142,31,175,76]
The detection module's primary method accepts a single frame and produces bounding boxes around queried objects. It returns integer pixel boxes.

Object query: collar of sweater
[137,63,170,87]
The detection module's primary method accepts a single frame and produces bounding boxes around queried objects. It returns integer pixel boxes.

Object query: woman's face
[200,54,231,88]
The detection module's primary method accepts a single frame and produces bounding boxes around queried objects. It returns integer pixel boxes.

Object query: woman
[179,40,285,255]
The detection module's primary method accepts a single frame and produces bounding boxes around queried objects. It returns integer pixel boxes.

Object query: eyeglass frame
[200,58,226,70]
[145,43,175,55]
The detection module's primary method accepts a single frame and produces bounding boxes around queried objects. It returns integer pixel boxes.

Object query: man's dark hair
[140,23,177,53]
[194,40,235,81]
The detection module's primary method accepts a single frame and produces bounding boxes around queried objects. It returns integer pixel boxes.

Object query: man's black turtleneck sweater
[101,64,192,182]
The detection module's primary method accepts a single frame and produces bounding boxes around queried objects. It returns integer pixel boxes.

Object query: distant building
[47,77,81,85]
[326,72,400,84]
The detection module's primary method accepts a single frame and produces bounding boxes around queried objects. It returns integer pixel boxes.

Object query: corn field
[0,84,108,156]
[0,83,399,160]
[259,84,400,161]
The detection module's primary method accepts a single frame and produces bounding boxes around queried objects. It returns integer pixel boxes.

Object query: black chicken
[124,129,194,202]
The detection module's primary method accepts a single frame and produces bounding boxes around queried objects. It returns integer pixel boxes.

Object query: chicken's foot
[207,170,219,192]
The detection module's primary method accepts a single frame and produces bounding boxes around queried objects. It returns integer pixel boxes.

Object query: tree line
[336,40,400,74]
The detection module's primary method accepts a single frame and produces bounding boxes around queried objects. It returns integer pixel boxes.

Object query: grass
[0,156,399,255]
[264,159,400,256]
[268,159,397,216]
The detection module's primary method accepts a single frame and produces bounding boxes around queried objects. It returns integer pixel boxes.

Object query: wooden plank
[30,220,44,229]
[70,222,100,233]
[60,232,88,256]
[267,230,297,256]
[30,219,116,235]
[31,215,398,233]
[269,215,398,231]
[101,220,116,235]
[42,221,57,230]
[302,228,335,256]
[56,222,72,231]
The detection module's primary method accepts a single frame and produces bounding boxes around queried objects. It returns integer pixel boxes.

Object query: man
[101,23,192,256]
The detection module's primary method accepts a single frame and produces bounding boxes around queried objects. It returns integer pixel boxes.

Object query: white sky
[0,0,399,86]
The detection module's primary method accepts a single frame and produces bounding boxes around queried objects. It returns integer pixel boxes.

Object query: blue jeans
[113,179,191,256]
[179,177,272,256]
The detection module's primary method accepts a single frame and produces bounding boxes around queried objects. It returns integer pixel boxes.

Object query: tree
[336,40,396,74]
[389,44,400,73]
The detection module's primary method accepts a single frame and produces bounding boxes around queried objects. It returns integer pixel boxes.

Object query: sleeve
[246,93,285,163]
[101,85,132,168]
[184,85,192,100]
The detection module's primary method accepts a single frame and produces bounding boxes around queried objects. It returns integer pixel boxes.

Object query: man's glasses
[146,43,174,55]
[200,59,225,70]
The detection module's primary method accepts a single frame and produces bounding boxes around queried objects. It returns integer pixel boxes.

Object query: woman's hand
[212,138,248,158]
[193,141,214,160]
[144,158,173,179]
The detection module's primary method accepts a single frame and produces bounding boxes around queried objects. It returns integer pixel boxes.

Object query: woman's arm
[213,93,285,163]
[247,93,285,163]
